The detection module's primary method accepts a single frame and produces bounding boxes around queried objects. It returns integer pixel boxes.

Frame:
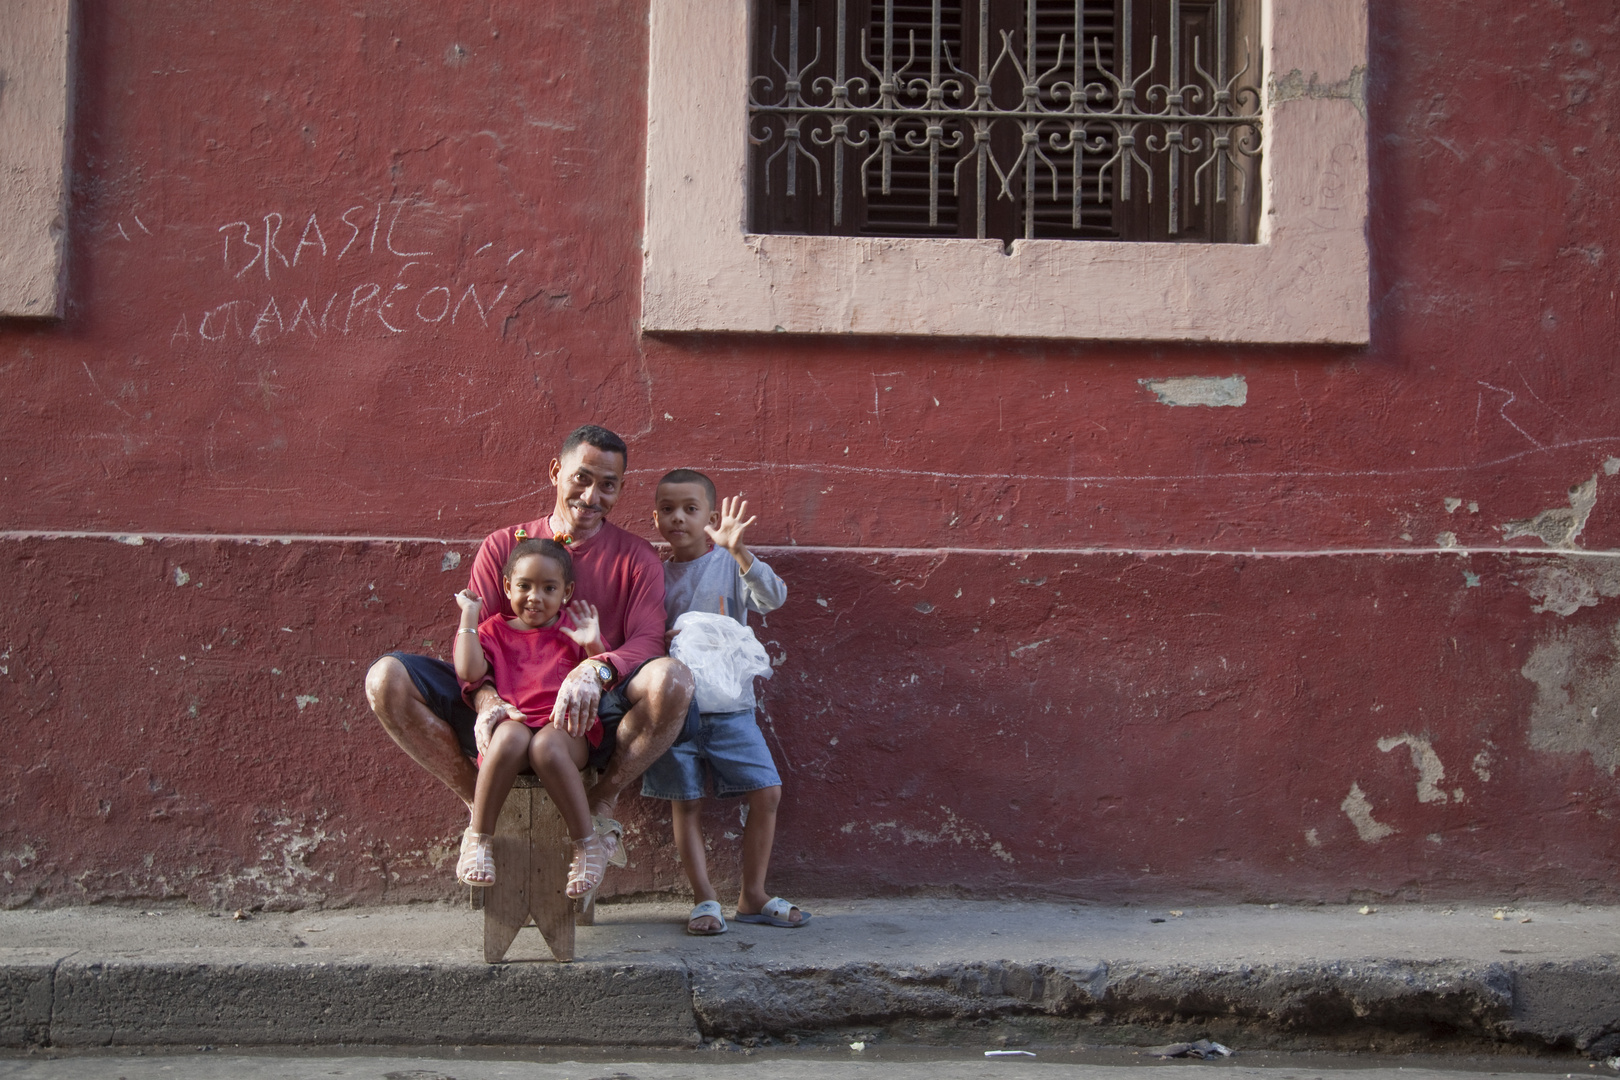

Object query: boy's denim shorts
[640,709,781,801]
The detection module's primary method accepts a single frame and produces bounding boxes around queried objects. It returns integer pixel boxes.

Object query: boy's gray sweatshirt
[664,547,786,710]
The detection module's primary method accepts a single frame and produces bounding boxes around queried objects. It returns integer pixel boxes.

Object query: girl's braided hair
[503,537,573,583]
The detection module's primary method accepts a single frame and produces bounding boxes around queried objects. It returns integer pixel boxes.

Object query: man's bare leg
[586,657,692,817]
[365,656,478,808]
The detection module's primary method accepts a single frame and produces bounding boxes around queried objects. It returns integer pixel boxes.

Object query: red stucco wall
[3,1,1619,907]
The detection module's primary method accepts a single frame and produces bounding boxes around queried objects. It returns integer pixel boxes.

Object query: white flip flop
[734,896,810,928]
[686,899,728,936]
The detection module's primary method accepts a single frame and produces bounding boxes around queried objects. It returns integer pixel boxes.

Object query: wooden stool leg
[482,785,532,963]
[529,784,576,962]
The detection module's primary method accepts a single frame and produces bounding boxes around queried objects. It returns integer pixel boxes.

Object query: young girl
[452,537,612,899]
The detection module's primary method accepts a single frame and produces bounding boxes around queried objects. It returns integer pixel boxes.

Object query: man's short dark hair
[657,468,716,510]
[559,425,628,468]
[503,537,574,584]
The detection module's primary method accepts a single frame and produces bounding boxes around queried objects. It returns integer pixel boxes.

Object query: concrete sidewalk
[3,900,1618,1055]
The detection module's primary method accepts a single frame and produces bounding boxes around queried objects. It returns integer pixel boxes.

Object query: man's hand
[474,695,522,756]
[473,684,522,756]
[550,662,603,737]
[663,626,681,649]
[704,495,758,571]
[561,600,604,655]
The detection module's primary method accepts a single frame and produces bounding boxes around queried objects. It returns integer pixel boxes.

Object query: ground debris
[1145,1039,1234,1059]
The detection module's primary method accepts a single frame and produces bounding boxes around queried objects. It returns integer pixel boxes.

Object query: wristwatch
[589,660,616,690]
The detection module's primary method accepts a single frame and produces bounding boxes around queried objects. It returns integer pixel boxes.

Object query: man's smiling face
[549,443,625,539]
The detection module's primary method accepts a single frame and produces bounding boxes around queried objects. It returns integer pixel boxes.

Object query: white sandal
[567,831,608,900]
[456,828,495,887]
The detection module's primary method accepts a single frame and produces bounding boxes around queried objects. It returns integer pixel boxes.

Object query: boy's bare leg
[586,657,693,818]
[365,656,477,807]
[530,725,593,840]
[471,721,533,835]
[671,799,722,931]
[737,785,801,924]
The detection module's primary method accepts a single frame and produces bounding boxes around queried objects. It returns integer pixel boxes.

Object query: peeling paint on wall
[207,813,338,909]
[1501,476,1598,549]
[1377,733,1449,803]
[1270,65,1369,117]
[1341,782,1395,842]
[1517,557,1620,617]
[1139,375,1247,407]
[866,806,1016,864]
[1521,620,1620,774]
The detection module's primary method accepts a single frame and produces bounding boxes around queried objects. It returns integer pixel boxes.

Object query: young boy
[643,468,808,934]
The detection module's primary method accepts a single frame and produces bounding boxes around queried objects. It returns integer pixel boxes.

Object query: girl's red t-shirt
[476,616,602,747]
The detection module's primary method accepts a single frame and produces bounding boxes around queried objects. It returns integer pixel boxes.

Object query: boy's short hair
[657,468,716,510]
[559,424,628,468]
[504,537,574,584]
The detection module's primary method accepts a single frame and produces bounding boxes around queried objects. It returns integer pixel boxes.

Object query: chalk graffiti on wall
[169,200,515,347]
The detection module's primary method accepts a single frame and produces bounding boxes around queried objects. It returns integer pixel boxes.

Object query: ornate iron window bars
[748,0,1263,242]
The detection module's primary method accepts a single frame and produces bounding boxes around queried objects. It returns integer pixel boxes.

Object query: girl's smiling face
[503,553,572,628]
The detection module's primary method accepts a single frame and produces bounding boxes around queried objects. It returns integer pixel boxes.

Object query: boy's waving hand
[705,495,758,572]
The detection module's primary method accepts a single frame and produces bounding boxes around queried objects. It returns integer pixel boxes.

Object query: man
[365,424,693,870]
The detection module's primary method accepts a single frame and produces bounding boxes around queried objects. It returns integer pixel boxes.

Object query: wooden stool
[474,771,599,963]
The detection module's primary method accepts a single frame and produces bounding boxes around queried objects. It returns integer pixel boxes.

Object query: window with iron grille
[748,0,1262,244]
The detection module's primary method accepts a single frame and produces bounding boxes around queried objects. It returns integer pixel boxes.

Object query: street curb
[686,958,1591,1049]
[37,959,698,1049]
[6,954,1618,1054]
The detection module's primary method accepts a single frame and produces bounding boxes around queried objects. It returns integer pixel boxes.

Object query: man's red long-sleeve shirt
[461,517,666,700]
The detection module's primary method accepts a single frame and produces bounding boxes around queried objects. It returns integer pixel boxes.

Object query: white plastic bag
[668,611,774,713]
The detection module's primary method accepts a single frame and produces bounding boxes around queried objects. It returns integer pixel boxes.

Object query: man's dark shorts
[385,652,686,771]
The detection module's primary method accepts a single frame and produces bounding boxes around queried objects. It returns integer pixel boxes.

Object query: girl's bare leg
[671,799,721,931]
[737,785,800,923]
[528,725,592,840]
[471,720,534,834]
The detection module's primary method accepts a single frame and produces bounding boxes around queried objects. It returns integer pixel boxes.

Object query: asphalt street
[0,1053,1611,1080]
